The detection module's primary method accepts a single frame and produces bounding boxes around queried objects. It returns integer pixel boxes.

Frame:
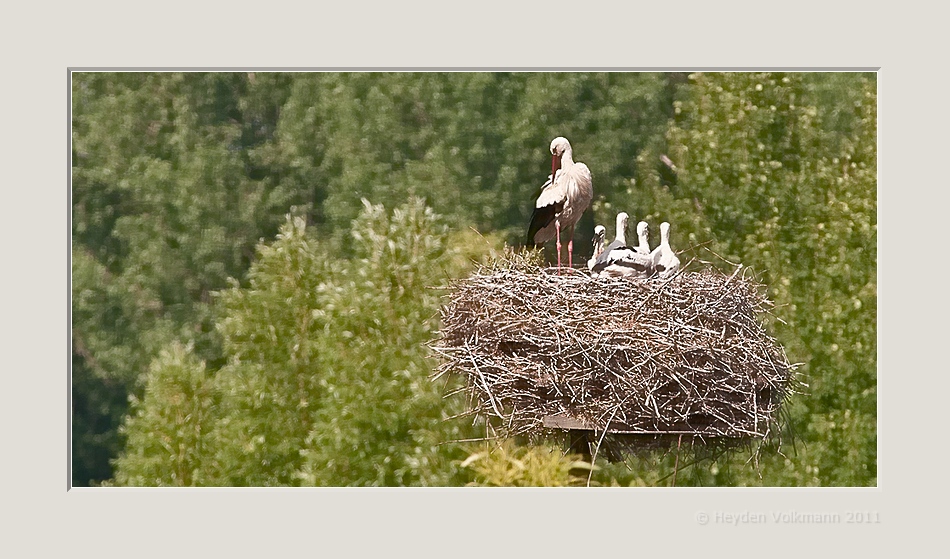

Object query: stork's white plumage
[587,224,607,273]
[590,213,654,279]
[598,212,629,258]
[527,137,593,272]
[590,213,627,277]
[651,221,681,278]
[635,221,651,255]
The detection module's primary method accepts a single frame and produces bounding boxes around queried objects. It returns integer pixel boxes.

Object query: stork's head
[592,224,607,256]
[550,136,571,157]
[660,222,671,242]
[616,212,629,232]
[637,221,650,239]
[549,136,571,177]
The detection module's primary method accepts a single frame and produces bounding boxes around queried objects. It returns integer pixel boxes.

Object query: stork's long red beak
[551,153,560,179]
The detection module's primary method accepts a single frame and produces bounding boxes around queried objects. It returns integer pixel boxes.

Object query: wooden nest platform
[431,261,800,455]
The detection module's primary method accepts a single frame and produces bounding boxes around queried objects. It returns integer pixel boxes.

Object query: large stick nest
[432,260,800,452]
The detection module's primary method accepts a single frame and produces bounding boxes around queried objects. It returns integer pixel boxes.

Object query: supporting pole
[672,434,683,487]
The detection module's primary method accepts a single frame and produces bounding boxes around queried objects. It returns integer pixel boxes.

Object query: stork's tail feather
[526,227,541,248]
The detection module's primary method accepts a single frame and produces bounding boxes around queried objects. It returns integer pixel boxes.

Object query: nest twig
[431,257,801,458]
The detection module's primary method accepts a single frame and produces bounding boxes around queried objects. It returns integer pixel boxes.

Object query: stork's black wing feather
[592,245,654,276]
[590,241,628,273]
[615,259,652,274]
[526,202,561,246]
[526,176,563,246]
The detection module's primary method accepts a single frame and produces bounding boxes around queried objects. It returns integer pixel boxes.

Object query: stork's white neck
[563,149,574,167]
[615,214,628,245]
[637,226,650,252]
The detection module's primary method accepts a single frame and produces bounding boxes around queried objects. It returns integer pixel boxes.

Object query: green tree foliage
[268,73,673,243]
[72,73,290,484]
[201,215,334,485]
[72,242,177,485]
[295,199,474,486]
[112,200,483,486]
[74,72,876,486]
[461,440,591,487]
[112,343,215,486]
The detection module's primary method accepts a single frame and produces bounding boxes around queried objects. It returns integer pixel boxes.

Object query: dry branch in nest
[431,259,800,457]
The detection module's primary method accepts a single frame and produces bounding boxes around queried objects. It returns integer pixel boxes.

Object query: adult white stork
[590,212,654,279]
[650,221,681,278]
[527,136,593,272]
[587,224,607,272]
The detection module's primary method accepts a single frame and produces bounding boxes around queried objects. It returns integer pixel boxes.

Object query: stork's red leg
[567,224,575,269]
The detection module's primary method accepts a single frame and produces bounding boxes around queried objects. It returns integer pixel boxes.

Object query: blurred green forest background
[71,72,876,487]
